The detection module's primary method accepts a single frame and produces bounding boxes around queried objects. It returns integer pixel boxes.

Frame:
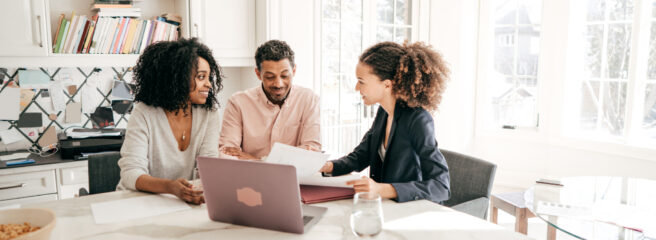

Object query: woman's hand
[222,147,259,160]
[346,176,398,199]
[319,161,333,173]
[167,178,204,205]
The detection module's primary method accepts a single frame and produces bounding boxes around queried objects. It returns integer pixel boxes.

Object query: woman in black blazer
[320,41,451,204]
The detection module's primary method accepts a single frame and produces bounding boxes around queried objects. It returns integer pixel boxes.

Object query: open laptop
[197,156,327,234]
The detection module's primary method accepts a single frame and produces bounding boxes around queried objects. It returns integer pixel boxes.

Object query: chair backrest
[87,151,121,194]
[441,149,497,207]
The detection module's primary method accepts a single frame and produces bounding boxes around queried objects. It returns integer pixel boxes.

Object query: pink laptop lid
[197,156,305,233]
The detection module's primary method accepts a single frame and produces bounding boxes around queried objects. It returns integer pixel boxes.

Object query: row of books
[52,14,180,54]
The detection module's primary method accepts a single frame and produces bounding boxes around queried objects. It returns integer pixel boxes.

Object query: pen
[6,159,36,166]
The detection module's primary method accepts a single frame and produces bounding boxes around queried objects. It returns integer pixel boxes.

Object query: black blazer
[331,101,451,204]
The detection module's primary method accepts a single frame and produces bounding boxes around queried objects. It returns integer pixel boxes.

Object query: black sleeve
[391,111,451,203]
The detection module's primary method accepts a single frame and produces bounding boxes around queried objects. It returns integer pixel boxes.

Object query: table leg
[547,224,556,240]
[491,206,498,223]
[515,208,528,234]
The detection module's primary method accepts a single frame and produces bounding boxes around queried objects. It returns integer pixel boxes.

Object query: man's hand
[301,145,320,152]
[346,176,398,199]
[319,161,333,173]
[167,178,204,205]
[222,147,259,160]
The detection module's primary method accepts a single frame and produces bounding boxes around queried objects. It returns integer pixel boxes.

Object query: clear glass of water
[350,192,383,237]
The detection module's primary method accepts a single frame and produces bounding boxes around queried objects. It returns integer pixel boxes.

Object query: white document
[264,142,329,178]
[0,152,31,161]
[91,194,191,224]
[48,82,67,112]
[82,79,101,114]
[299,173,360,188]
[0,129,24,145]
[0,87,20,120]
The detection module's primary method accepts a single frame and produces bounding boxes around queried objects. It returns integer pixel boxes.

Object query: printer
[58,128,125,159]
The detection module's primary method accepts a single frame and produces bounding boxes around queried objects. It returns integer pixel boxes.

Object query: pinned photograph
[90,107,115,129]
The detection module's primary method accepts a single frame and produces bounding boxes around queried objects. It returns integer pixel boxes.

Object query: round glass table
[524,176,656,240]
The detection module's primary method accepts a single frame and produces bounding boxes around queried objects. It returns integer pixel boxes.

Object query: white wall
[428,0,479,153]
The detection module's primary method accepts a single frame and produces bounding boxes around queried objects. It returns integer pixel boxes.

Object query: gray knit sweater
[117,102,219,190]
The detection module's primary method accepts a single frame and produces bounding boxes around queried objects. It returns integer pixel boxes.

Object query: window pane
[517,26,540,76]
[341,23,361,75]
[395,27,411,43]
[495,0,516,25]
[587,0,606,21]
[644,84,656,138]
[518,0,542,25]
[649,22,656,80]
[600,81,627,135]
[322,21,340,51]
[580,81,600,130]
[584,24,604,78]
[653,0,656,18]
[492,79,537,127]
[494,27,515,75]
[377,26,394,42]
[377,0,394,24]
[342,0,362,21]
[323,52,340,74]
[322,0,340,19]
[606,23,632,79]
[608,0,634,21]
[395,0,412,25]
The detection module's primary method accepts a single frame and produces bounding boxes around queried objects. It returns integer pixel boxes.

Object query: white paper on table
[0,129,24,145]
[264,142,329,178]
[0,87,20,121]
[91,194,191,224]
[48,82,67,112]
[299,173,360,188]
[0,152,31,161]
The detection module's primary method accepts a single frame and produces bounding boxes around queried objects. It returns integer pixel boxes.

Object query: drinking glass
[350,192,384,237]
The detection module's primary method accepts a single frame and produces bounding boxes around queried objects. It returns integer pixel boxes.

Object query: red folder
[300,185,355,204]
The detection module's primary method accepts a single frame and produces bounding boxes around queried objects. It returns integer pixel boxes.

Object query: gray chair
[441,149,497,219]
[79,151,122,195]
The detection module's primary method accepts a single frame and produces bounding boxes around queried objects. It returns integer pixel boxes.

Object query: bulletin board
[0,67,133,152]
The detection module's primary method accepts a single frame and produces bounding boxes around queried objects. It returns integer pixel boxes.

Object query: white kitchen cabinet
[189,0,256,67]
[0,161,87,206]
[0,0,49,57]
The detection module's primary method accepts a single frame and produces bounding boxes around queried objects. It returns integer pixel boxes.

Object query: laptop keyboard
[303,215,314,225]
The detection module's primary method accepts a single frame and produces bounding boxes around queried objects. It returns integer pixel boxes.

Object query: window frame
[475,0,656,161]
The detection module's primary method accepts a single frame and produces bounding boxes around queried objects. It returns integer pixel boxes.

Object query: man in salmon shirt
[219,40,321,160]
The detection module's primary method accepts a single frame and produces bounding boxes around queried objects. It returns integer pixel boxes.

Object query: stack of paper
[265,143,359,203]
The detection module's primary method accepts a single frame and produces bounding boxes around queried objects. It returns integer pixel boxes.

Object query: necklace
[182,130,186,142]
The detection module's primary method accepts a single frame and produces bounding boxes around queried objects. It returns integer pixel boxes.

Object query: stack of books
[52,13,180,54]
[92,1,141,18]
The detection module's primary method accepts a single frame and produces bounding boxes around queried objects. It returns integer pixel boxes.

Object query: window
[319,0,422,155]
[481,0,543,129]
[568,0,656,143]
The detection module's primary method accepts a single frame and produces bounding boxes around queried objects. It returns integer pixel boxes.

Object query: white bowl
[0,208,56,240]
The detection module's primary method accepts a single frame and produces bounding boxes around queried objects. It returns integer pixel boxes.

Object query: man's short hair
[255,40,295,70]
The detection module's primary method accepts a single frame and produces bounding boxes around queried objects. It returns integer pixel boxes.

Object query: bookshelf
[0,0,258,67]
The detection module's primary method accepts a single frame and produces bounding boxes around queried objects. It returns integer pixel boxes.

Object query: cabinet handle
[0,183,26,190]
[194,23,199,38]
[36,15,43,47]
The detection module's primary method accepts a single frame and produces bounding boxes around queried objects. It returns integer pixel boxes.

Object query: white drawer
[0,194,58,207]
[60,166,88,185]
[0,170,57,201]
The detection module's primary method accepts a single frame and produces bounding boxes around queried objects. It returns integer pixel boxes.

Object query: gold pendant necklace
[182,130,186,142]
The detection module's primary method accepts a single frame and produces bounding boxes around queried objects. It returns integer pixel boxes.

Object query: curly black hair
[255,40,295,70]
[359,41,450,111]
[133,38,223,113]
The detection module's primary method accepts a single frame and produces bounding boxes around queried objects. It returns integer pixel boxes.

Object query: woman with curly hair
[117,38,223,204]
[320,41,451,204]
